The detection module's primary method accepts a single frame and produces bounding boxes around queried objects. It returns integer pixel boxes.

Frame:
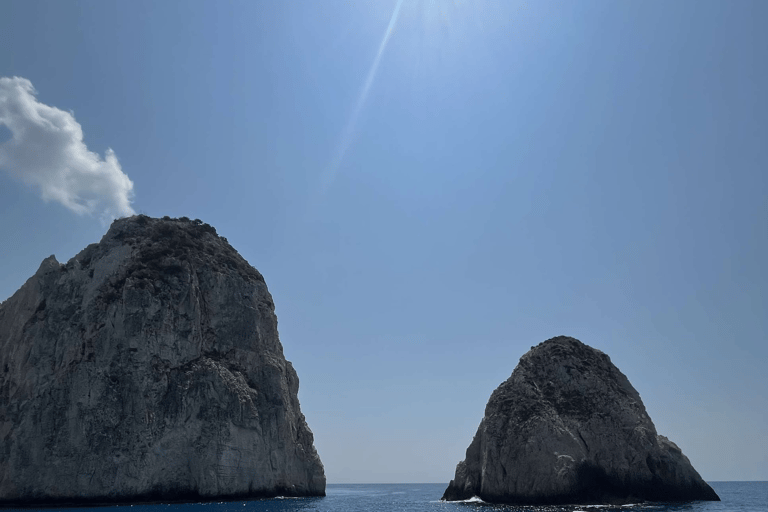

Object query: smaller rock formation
[443,336,719,505]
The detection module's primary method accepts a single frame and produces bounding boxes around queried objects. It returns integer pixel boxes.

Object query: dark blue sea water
[20,482,767,512]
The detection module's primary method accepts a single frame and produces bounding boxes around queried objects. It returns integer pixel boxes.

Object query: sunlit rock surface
[442,336,719,505]
[0,215,325,506]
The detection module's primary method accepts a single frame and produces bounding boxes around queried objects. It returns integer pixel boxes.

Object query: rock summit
[0,215,325,506]
[442,336,719,504]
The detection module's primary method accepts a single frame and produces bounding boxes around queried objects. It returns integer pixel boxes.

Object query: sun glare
[320,0,532,194]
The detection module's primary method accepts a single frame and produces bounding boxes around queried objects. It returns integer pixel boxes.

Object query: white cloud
[0,76,135,219]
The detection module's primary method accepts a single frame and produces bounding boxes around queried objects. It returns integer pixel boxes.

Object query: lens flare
[321,0,406,193]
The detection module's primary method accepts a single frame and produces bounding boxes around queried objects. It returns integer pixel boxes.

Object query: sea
[14,482,767,512]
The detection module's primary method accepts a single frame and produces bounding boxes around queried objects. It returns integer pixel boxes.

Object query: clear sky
[1,0,766,483]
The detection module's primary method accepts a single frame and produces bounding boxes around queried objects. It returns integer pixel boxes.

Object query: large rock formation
[0,215,325,506]
[443,336,719,505]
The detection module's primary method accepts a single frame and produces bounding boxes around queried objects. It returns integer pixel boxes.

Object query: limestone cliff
[0,215,325,506]
[442,336,719,504]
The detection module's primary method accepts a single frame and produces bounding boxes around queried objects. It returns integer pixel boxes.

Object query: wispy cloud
[0,76,134,219]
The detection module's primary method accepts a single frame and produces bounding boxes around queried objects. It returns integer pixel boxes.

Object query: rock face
[0,216,325,506]
[442,336,719,505]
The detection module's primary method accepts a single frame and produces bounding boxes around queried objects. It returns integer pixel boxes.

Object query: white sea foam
[434,495,486,504]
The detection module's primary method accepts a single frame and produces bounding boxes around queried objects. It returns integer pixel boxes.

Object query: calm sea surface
[18,482,767,512]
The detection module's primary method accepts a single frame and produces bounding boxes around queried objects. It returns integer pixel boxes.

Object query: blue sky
[1,0,766,483]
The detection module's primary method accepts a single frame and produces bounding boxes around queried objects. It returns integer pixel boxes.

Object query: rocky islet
[0,215,325,506]
[442,336,720,504]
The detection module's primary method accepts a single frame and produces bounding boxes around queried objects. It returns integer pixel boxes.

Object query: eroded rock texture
[0,216,325,506]
[443,336,719,505]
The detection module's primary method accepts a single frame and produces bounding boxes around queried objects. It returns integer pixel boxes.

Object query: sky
[0,0,766,484]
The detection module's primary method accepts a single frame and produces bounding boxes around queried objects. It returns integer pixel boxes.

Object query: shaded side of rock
[442,336,719,505]
[0,215,325,507]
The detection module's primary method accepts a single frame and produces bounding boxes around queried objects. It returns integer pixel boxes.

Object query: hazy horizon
[1,0,766,483]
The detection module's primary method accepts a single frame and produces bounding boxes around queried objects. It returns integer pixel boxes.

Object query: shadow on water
[447,503,697,512]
